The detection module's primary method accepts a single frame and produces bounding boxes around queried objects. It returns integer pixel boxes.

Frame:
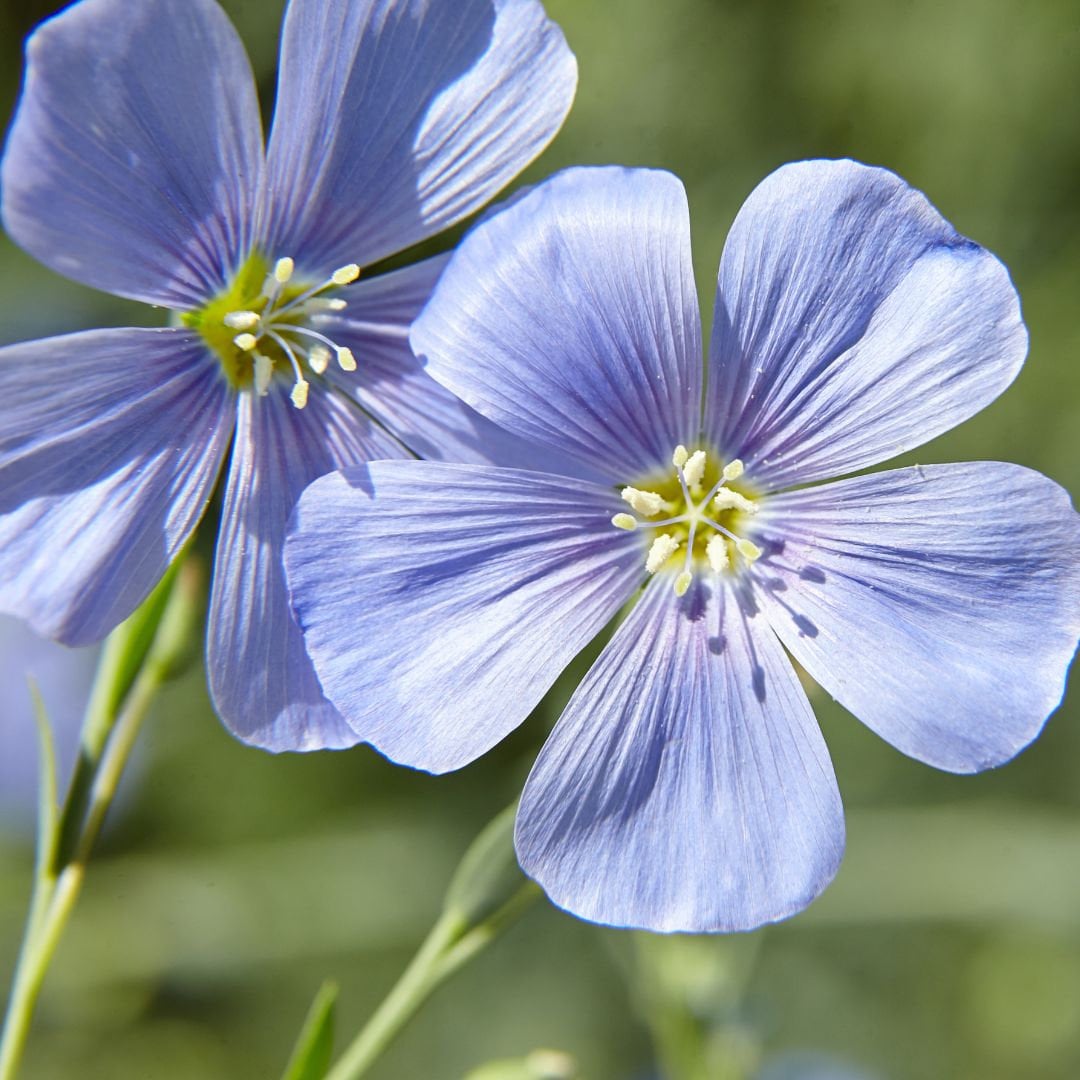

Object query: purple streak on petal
[0,328,234,645]
[516,575,844,932]
[261,0,576,271]
[411,167,704,481]
[707,160,1027,490]
[285,460,643,772]
[208,384,409,752]
[322,254,601,478]
[755,462,1080,772]
[1,0,264,308]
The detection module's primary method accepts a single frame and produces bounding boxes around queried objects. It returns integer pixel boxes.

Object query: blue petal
[755,462,1080,772]
[261,0,576,271]
[706,160,1027,490]
[0,328,234,645]
[1,0,264,309]
[411,167,703,480]
[515,576,844,932]
[285,461,643,771]
[322,255,600,477]
[208,385,409,751]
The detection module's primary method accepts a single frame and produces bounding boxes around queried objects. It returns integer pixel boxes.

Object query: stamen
[736,538,762,562]
[682,450,707,489]
[331,263,361,286]
[303,298,348,312]
[706,534,729,573]
[234,333,258,352]
[672,445,689,468]
[266,330,310,411]
[712,488,757,514]
[224,310,260,330]
[646,534,680,573]
[290,380,310,409]
[612,513,638,531]
[673,571,692,597]
[308,346,331,375]
[622,487,666,517]
[336,346,357,372]
[274,257,295,284]
[254,353,274,397]
[722,459,744,482]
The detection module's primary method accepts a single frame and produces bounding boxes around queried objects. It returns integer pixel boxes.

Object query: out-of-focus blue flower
[285,162,1080,932]
[0,616,97,834]
[0,0,576,751]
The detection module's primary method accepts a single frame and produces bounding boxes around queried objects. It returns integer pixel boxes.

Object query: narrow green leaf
[281,980,338,1080]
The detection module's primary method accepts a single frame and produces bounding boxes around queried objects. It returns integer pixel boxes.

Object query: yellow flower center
[183,254,360,408]
[612,446,762,596]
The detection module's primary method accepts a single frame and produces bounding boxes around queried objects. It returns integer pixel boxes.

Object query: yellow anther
[234,333,258,352]
[672,445,689,468]
[706,534,729,573]
[645,534,680,574]
[722,459,745,482]
[611,513,638,531]
[621,486,666,517]
[254,354,274,397]
[736,538,762,562]
[290,379,310,409]
[713,488,757,515]
[308,346,331,375]
[274,257,295,284]
[673,570,693,597]
[331,263,361,286]
[336,346,357,372]
[682,450,707,488]
[224,310,260,330]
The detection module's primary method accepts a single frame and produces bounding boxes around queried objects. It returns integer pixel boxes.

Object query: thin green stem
[325,883,538,1080]
[0,559,201,1080]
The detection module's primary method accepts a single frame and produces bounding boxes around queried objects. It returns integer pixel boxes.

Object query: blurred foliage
[1,0,1079,1078]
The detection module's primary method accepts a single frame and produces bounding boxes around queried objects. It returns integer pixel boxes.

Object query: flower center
[611,446,762,596]
[184,254,360,409]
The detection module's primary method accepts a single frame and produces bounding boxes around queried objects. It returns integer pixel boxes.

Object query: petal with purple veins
[208,385,410,752]
[411,167,703,481]
[262,0,576,271]
[285,460,644,771]
[1,0,264,309]
[0,328,234,644]
[755,462,1080,772]
[516,575,844,932]
[707,160,1027,491]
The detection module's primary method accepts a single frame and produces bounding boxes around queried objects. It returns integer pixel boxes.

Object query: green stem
[325,883,538,1080]
[0,559,201,1080]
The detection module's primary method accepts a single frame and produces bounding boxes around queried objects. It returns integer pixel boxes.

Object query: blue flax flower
[286,163,1080,931]
[0,0,576,750]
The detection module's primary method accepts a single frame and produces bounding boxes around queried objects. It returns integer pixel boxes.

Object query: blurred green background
[2,0,1080,1077]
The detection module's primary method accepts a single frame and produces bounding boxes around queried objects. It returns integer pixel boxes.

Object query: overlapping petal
[516,576,844,932]
[285,461,645,771]
[262,0,576,271]
[0,328,234,644]
[755,463,1080,772]
[321,255,595,476]
[208,386,410,752]
[706,160,1027,491]
[411,167,703,481]
[1,0,264,309]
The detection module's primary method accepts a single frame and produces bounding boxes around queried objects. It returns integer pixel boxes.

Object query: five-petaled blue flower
[0,0,576,750]
[285,162,1080,931]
